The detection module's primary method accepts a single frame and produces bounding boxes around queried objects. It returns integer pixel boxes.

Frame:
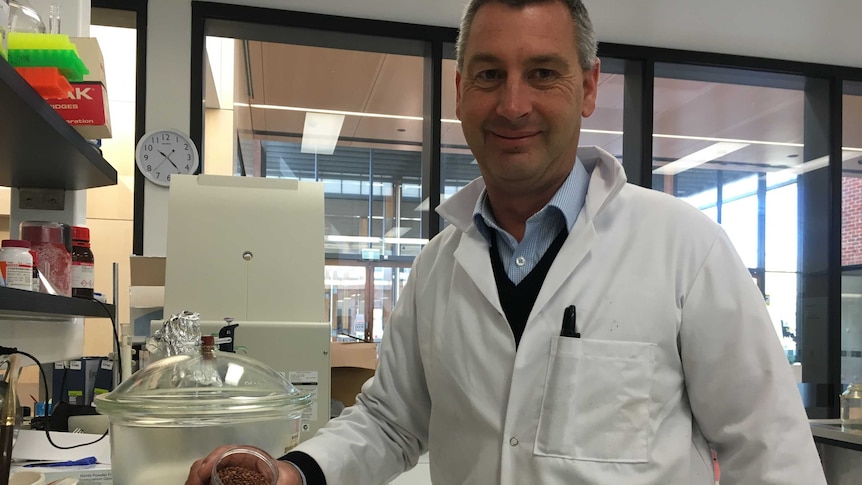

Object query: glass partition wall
[649,62,842,417]
[652,65,806,359]
[199,15,440,341]
[841,81,862,386]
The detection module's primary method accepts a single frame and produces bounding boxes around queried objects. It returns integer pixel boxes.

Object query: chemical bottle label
[72,262,95,289]
[0,261,33,290]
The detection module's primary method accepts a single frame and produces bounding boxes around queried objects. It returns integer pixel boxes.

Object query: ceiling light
[583,128,624,135]
[236,102,423,121]
[325,235,378,243]
[301,112,345,155]
[772,150,862,177]
[323,235,429,245]
[388,237,429,245]
[384,227,410,237]
[653,142,749,176]
[654,133,801,148]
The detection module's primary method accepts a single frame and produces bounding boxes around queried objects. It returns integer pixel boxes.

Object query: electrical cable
[91,298,122,382]
[0,347,107,449]
[0,296,122,449]
[337,331,370,342]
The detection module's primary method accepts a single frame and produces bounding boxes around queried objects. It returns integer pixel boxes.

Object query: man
[188,1,827,483]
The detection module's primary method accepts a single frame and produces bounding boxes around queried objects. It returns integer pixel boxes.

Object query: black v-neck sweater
[489,229,569,348]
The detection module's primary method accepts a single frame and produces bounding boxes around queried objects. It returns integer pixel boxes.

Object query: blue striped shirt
[473,159,589,285]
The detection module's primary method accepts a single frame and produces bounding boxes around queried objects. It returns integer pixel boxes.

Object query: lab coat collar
[436,146,627,233]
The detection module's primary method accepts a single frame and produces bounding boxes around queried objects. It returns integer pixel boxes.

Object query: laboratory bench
[810,419,862,484]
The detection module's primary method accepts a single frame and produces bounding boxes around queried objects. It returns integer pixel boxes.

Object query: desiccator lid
[94,349,312,426]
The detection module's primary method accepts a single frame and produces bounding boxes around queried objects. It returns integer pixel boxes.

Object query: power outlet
[18,188,66,211]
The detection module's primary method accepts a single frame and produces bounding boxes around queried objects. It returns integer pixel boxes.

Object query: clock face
[135,129,200,186]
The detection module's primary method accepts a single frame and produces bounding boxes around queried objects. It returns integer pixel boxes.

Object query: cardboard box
[331,342,377,369]
[129,256,166,337]
[50,37,111,139]
[130,256,166,287]
[330,342,377,407]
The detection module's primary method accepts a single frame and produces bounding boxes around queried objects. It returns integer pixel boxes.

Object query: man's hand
[185,445,303,485]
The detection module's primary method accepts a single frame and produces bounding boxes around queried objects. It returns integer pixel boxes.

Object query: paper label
[294,385,318,425]
[0,261,32,290]
[101,360,114,370]
[289,371,319,423]
[288,371,318,385]
[70,360,82,370]
[284,430,301,453]
[72,262,95,289]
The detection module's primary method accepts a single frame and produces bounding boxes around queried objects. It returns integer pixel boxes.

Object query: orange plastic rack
[14,66,72,100]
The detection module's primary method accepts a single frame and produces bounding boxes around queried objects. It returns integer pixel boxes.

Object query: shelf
[0,56,117,190]
[0,286,114,319]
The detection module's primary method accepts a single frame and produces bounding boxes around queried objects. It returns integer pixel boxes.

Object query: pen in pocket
[560,305,580,338]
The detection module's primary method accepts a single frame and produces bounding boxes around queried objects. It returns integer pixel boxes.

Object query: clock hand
[163,150,180,170]
[155,149,179,170]
[152,158,168,172]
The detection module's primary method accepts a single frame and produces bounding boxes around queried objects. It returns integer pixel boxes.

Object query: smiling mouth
[490,131,539,140]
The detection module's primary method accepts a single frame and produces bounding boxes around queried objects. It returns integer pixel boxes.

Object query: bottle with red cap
[71,225,95,299]
[0,239,33,290]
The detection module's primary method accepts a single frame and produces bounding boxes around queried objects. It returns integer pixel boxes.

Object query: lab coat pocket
[534,337,656,462]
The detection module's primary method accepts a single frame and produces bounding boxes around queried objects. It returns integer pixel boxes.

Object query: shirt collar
[472,158,589,245]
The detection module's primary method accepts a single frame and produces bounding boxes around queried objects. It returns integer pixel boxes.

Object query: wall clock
[135,129,200,186]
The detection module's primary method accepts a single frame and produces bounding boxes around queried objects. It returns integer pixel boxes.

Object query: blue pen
[24,456,98,467]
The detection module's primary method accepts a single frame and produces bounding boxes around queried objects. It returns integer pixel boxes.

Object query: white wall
[142,0,862,254]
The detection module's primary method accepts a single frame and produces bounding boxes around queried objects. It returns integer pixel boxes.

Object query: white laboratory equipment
[158,174,330,441]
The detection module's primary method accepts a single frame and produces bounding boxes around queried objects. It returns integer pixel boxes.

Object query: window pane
[652,63,807,367]
[722,191,758,268]
[765,182,798,272]
[440,45,479,228]
[841,81,862,385]
[203,26,432,342]
[203,34,428,259]
[765,271,799,363]
[325,264,367,340]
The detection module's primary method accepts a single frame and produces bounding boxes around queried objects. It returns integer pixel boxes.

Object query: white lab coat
[295,146,826,484]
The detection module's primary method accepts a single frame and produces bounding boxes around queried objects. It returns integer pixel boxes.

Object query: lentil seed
[216,465,271,485]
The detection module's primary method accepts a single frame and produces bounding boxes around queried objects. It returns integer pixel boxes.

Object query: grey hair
[455,0,598,72]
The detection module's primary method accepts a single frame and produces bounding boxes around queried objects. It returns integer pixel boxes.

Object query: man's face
[456,1,599,198]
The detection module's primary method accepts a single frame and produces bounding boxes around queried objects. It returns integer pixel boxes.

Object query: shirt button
[509,437,519,446]
[515,256,526,267]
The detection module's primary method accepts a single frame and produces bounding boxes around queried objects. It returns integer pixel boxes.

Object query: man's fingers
[186,445,242,484]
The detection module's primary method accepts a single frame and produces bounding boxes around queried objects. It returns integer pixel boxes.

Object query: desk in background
[810,419,862,483]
